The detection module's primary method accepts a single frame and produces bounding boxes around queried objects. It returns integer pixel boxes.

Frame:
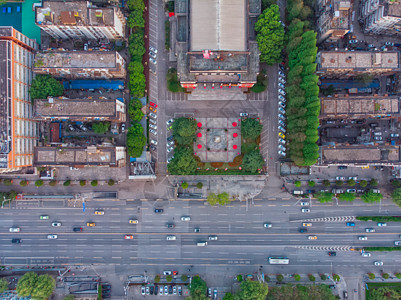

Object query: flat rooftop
[36,1,115,26]
[35,146,117,166]
[321,95,400,116]
[189,52,248,72]
[190,0,246,51]
[322,146,400,163]
[318,51,400,70]
[34,51,119,69]
[35,98,117,118]
[388,3,401,17]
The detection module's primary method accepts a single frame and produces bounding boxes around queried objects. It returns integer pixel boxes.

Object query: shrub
[276,274,284,282]
[20,180,28,187]
[382,273,389,279]
[333,274,340,281]
[294,274,301,281]
[35,180,44,187]
[295,180,301,187]
[335,180,343,186]
[323,179,330,187]
[396,273,401,279]
[196,182,203,189]
[3,179,12,186]
[181,182,189,189]
[237,275,243,282]
[320,274,327,280]
[308,274,315,282]
[210,162,224,168]
[357,216,401,222]
[368,273,375,280]
[347,179,356,186]
[154,275,160,283]
[49,180,57,186]
[64,180,71,186]
[80,180,86,186]
[166,275,172,282]
[108,179,115,186]
[228,155,243,167]
[370,179,378,186]
[360,180,368,187]
[392,180,401,187]
[181,275,188,282]
[91,180,98,187]
[308,180,315,187]
[264,275,270,282]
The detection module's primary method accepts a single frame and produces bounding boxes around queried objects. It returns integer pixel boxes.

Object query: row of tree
[127,0,146,98]
[315,190,383,203]
[285,20,320,166]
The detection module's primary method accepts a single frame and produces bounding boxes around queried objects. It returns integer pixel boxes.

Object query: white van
[9,227,20,233]
[166,235,176,241]
[197,242,207,246]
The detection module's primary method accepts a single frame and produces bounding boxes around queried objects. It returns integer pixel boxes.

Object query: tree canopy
[167,147,197,175]
[189,276,207,300]
[234,279,269,300]
[241,118,263,140]
[361,191,383,203]
[17,272,55,300]
[0,278,8,293]
[392,188,401,207]
[255,5,285,65]
[29,75,64,100]
[92,122,110,134]
[126,123,146,157]
[128,98,144,122]
[242,151,264,173]
[315,192,333,203]
[172,117,197,145]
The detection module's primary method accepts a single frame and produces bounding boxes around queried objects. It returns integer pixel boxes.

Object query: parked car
[149,112,157,119]
[149,51,157,58]
[278,150,286,156]
[278,101,286,108]
[166,118,174,125]
[278,132,285,139]
[149,101,158,108]
[141,286,145,295]
[278,138,286,144]
[150,145,157,151]
[167,146,174,153]
[278,113,286,120]
[278,95,286,102]
[278,77,286,84]
[150,139,158,145]
[239,112,249,117]
[278,107,286,114]
[349,39,358,44]
[368,44,375,48]
[336,176,346,180]
[278,125,286,133]
[346,189,356,193]
[149,46,158,53]
[278,145,286,151]
[391,133,399,137]
[278,89,286,95]
[278,83,285,88]
[149,124,157,130]
[278,71,285,77]
[385,42,394,46]
[149,129,157,135]
[121,123,126,132]
[278,119,286,127]
[149,57,157,64]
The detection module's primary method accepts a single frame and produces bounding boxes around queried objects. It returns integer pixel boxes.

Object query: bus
[268,257,289,265]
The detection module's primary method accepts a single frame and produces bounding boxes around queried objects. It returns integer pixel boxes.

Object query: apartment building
[33,50,126,79]
[35,0,125,40]
[0,27,38,173]
[316,0,352,43]
[359,0,401,34]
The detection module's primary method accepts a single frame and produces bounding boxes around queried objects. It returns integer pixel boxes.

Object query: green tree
[294,274,301,281]
[126,123,146,157]
[20,180,28,187]
[370,179,378,187]
[392,180,401,187]
[49,180,57,186]
[91,180,98,187]
[166,68,184,93]
[128,98,144,122]
[63,296,75,300]
[181,275,188,282]
[32,274,55,299]
[3,179,12,186]
[92,122,110,134]
[64,180,71,186]
[295,180,301,187]
[196,182,203,189]
[29,75,64,100]
[154,275,160,283]
[80,180,86,186]
[333,274,340,281]
[360,180,368,187]
[276,274,284,282]
[172,117,197,145]
[207,193,218,206]
[181,182,188,189]
[234,279,269,300]
[308,274,315,282]
[242,151,264,173]
[108,179,115,186]
[35,180,44,187]
[255,5,285,65]
[323,179,330,187]
[17,272,38,297]
[127,0,145,11]
[222,292,234,300]
[339,192,356,202]
[237,275,243,282]
[362,191,383,203]
[241,118,263,140]
[347,179,356,186]
[382,273,389,279]
[127,9,144,28]
[217,192,231,205]
[167,147,197,175]
[368,273,375,280]
[396,273,401,279]
[320,274,327,280]
[335,180,343,186]
[0,278,8,293]
[166,275,172,282]
[189,276,207,299]
[308,180,315,187]
[316,192,333,203]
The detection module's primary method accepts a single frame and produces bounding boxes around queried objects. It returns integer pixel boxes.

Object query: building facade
[33,51,126,79]
[35,0,125,40]
[316,0,352,43]
[359,0,401,34]
[0,27,38,173]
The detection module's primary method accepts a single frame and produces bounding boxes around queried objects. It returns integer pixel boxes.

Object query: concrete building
[316,51,400,77]
[0,27,38,173]
[359,0,401,34]
[35,0,125,40]
[34,97,126,122]
[316,0,352,44]
[33,51,126,79]
[175,0,260,94]
[34,146,126,167]
[320,95,399,119]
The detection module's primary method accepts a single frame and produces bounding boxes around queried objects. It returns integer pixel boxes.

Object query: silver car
[47,234,58,239]
[279,101,286,108]
[278,107,285,114]
[278,138,285,144]
[278,145,286,151]
[149,51,157,58]
[278,113,286,120]
[278,119,286,126]
[149,124,157,130]
[149,46,158,54]
[149,129,157,135]
[149,57,157,64]
[278,150,286,156]
[278,95,286,102]
[278,125,286,133]
[278,89,286,95]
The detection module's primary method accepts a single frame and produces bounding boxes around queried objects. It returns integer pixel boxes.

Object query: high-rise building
[360,0,401,34]
[35,0,125,40]
[0,27,38,173]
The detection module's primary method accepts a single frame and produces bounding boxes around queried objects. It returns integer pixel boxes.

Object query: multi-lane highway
[1,197,401,272]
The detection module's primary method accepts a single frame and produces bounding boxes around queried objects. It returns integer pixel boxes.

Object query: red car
[149,102,158,108]
[173,271,178,275]
[124,235,134,240]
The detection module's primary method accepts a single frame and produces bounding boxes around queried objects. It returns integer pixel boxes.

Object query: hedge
[364,247,401,252]
[356,216,401,222]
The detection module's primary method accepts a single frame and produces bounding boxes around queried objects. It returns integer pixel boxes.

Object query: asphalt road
[2,198,401,271]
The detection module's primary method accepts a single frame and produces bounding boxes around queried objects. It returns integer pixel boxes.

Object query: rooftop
[318,0,350,29]
[322,146,400,163]
[34,51,119,69]
[35,98,118,118]
[321,95,399,116]
[318,51,400,70]
[388,2,401,17]
[35,146,117,166]
[190,0,246,51]
[36,1,115,26]
[189,52,248,72]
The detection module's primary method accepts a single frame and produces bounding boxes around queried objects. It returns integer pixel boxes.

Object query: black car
[338,166,347,170]
[155,209,164,213]
[329,285,336,289]
[11,238,22,244]
[154,285,158,295]
[328,251,336,256]
[166,223,175,228]
[194,228,200,233]
[169,285,173,294]
[150,145,157,151]
[299,228,307,233]
[150,286,154,295]
[73,227,83,232]
[167,135,174,141]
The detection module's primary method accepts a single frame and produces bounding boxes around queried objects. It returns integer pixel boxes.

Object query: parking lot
[128,284,188,299]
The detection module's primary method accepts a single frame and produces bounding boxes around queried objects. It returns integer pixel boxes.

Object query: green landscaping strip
[356,216,401,222]
[364,247,401,252]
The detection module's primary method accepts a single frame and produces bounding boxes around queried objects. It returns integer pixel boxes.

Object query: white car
[361,252,371,257]
[349,39,358,44]
[52,222,61,227]
[141,286,146,295]
[167,146,174,153]
[263,223,272,228]
[391,133,399,137]
[377,222,387,227]
[149,57,157,64]
[278,119,285,127]
[150,139,158,145]
[166,235,176,240]
[149,112,157,119]
[278,138,285,144]
[278,83,285,88]
[365,228,375,233]
[279,101,286,108]
[301,208,310,213]
[278,71,285,77]
[167,157,174,164]
[358,236,368,241]
[149,46,158,53]
[278,107,285,114]
[239,112,249,117]
[300,202,309,206]
[278,145,286,151]
[278,77,286,84]
[163,271,172,275]
[149,51,157,58]
[278,95,286,102]
[278,150,286,156]
[278,114,286,120]
[9,227,20,233]
[374,261,383,266]
[181,216,191,221]
[208,235,218,240]
[149,129,157,135]
[47,234,58,239]
[167,141,175,147]
[278,125,286,133]
[336,176,346,180]
[385,42,394,46]
[278,89,286,95]
[149,124,157,130]
[166,118,174,125]
[149,118,157,124]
